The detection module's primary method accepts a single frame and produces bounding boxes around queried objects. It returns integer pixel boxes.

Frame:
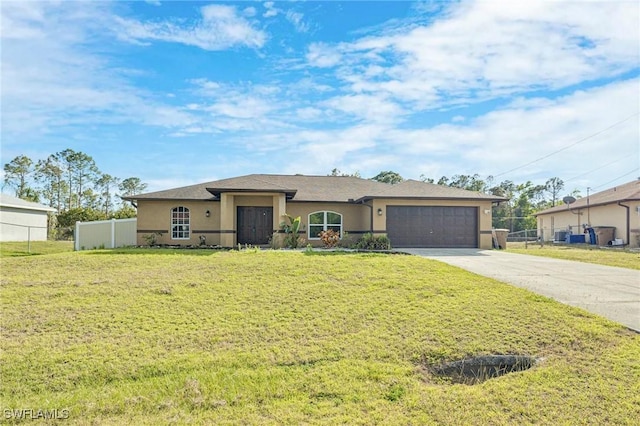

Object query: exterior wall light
[484,209,491,215]
[205,210,211,218]
[377,208,383,216]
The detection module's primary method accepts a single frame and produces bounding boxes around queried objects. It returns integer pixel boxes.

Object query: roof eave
[122,196,217,202]
[0,203,56,212]
[355,195,507,203]
[535,197,640,216]
[206,188,298,199]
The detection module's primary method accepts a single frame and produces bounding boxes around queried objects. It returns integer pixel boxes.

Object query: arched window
[308,211,342,239]
[171,206,190,240]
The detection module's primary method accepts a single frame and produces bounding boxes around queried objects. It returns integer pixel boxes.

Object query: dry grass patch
[1,249,638,424]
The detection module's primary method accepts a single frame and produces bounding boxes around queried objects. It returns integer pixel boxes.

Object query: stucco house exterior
[534,179,640,248]
[124,174,505,249]
[0,194,56,242]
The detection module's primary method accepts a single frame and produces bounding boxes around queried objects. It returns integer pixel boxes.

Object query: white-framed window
[308,211,342,239]
[171,206,190,240]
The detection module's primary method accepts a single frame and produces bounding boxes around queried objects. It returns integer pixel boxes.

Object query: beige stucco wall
[136,200,221,246]
[537,201,640,247]
[136,195,497,249]
[283,202,370,247]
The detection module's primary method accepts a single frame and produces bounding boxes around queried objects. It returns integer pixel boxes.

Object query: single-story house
[0,193,56,242]
[534,179,640,248]
[123,174,506,249]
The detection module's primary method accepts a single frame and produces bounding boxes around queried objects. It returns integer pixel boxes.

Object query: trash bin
[493,229,509,249]
[566,234,585,244]
[593,226,616,246]
[586,227,596,245]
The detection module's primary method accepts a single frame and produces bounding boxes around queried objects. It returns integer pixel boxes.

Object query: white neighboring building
[0,194,56,242]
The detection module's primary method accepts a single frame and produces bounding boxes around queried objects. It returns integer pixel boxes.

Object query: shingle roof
[0,193,56,212]
[535,179,640,216]
[357,179,504,201]
[125,174,507,203]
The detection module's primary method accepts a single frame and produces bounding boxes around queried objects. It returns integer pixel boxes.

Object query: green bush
[354,233,391,250]
[280,214,304,249]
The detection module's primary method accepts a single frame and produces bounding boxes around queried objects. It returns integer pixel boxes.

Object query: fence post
[111,219,116,249]
[28,226,31,253]
[525,229,528,249]
[75,221,81,251]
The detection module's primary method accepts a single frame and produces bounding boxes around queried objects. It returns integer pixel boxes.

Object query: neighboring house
[0,194,56,242]
[123,174,505,249]
[534,179,640,248]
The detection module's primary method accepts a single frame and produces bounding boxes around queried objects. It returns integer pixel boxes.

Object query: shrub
[354,233,391,250]
[319,229,340,248]
[279,214,305,249]
[144,232,162,246]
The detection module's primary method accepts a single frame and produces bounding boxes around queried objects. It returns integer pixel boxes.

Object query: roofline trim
[0,203,56,212]
[122,197,218,202]
[534,197,640,216]
[206,188,298,199]
[354,195,507,203]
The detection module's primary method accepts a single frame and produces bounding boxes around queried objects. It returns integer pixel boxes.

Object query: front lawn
[0,240,74,257]
[508,243,640,270]
[1,249,638,424]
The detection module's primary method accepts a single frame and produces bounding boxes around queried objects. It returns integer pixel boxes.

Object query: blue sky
[1,0,639,194]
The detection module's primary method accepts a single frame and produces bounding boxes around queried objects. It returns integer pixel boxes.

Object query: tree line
[2,155,576,239]
[331,169,578,233]
[3,150,147,238]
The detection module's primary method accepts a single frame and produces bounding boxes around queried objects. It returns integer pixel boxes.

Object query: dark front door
[237,207,273,245]
[386,206,478,248]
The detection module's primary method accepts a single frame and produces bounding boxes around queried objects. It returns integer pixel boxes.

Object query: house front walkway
[397,248,640,332]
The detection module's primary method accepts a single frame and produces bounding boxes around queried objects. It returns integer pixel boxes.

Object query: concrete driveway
[398,249,640,332]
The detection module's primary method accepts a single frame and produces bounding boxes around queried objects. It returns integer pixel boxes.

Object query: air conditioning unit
[554,231,567,242]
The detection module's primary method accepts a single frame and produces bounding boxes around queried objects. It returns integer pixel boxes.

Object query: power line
[493,112,639,178]
[563,155,627,183]
[591,168,639,190]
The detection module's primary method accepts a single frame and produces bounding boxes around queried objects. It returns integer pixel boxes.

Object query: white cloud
[307,1,640,108]
[295,107,324,121]
[388,79,640,185]
[116,4,267,50]
[239,79,639,187]
[323,94,405,124]
[0,2,197,140]
[263,2,278,18]
[306,42,343,68]
[242,7,257,18]
[285,10,309,33]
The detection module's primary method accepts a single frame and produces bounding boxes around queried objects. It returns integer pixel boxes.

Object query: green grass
[1,249,638,424]
[0,240,74,257]
[508,243,640,270]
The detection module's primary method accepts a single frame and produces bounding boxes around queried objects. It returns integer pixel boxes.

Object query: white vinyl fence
[75,218,137,251]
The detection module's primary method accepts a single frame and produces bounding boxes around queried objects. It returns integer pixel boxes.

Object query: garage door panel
[387,206,478,248]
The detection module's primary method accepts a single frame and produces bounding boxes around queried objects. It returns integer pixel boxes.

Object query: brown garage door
[386,206,478,248]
